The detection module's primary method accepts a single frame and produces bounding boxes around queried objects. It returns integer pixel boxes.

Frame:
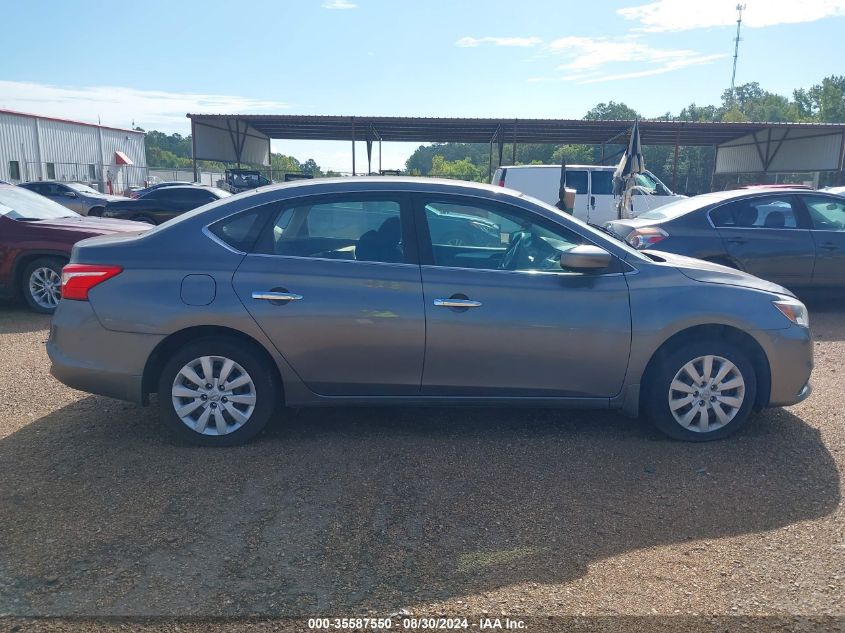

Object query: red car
[0,183,148,313]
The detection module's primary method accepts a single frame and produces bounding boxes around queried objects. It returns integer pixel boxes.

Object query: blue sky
[2,0,844,171]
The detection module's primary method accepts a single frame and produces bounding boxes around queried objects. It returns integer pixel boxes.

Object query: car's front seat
[763,211,786,228]
[355,217,403,263]
[735,205,759,227]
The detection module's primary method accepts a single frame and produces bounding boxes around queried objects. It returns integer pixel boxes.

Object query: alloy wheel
[28,266,61,309]
[667,354,746,433]
[171,355,257,436]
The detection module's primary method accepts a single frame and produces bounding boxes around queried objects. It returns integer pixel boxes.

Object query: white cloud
[577,54,726,84]
[322,0,357,8]
[618,0,845,32]
[0,81,289,132]
[456,36,543,48]
[540,35,726,83]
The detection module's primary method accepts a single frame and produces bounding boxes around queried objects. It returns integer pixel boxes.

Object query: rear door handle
[434,298,482,308]
[726,237,747,245]
[819,243,838,251]
[252,291,303,302]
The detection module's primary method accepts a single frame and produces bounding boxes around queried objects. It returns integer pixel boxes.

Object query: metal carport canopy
[187,114,845,146]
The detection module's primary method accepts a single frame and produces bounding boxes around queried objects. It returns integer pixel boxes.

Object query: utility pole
[730,4,746,101]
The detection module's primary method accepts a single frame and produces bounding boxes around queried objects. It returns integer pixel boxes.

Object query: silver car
[19,181,123,216]
[47,178,813,446]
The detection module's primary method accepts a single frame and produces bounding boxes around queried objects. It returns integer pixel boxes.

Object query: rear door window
[254,197,409,264]
[710,196,799,229]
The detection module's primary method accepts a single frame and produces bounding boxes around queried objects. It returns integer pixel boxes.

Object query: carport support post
[511,120,517,165]
[351,118,356,176]
[366,140,373,175]
[709,144,718,192]
[191,118,198,183]
[488,138,494,179]
[671,133,680,191]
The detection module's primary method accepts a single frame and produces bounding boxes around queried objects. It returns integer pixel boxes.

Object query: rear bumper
[47,300,163,404]
[761,324,813,407]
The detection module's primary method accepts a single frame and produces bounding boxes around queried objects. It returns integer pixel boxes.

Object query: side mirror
[64,191,77,198]
[560,245,613,271]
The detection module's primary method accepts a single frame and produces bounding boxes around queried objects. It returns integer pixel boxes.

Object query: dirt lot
[0,299,843,631]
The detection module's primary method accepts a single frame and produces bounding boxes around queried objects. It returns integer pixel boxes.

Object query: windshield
[0,186,77,220]
[66,182,101,195]
[518,192,651,262]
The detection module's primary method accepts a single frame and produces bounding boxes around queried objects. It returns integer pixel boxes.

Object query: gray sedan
[19,181,123,216]
[605,187,845,291]
[47,178,813,446]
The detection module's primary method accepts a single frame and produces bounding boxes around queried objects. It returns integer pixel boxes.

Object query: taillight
[496,168,507,187]
[61,264,123,301]
[626,227,668,250]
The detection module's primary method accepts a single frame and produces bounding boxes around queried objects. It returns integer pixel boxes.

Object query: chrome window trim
[419,263,630,278]
[246,252,420,270]
[202,224,247,255]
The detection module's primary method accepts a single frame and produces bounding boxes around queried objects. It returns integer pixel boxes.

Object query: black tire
[21,256,65,314]
[131,215,157,225]
[643,339,757,442]
[87,206,104,217]
[157,338,278,446]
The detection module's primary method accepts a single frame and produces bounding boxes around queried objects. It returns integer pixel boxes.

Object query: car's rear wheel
[22,257,65,314]
[643,340,756,441]
[157,339,278,446]
[87,206,104,217]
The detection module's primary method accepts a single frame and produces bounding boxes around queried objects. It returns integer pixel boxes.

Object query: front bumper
[47,300,164,404]
[760,323,814,407]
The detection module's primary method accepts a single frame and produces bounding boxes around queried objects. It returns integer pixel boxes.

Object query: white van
[492,164,685,225]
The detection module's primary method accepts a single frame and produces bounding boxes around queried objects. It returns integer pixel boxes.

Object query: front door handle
[819,243,838,251]
[726,237,747,245]
[252,291,303,302]
[434,298,482,308]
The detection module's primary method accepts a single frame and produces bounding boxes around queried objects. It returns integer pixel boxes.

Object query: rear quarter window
[208,210,267,252]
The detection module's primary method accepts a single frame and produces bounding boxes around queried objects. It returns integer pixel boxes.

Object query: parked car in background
[130,181,194,199]
[218,169,271,194]
[0,183,147,313]
[492,164,685,225]
[605,187,845,292]
[48,178,811,446]
[822,185,845,197]
[101,185,230,224]
[19,180,123,216]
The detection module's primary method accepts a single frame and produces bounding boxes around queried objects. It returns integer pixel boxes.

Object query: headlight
[773,297,809,328]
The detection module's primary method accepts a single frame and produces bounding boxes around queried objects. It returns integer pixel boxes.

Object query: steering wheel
[500,231,532,270]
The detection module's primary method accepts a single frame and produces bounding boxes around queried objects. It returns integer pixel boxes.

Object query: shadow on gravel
[0,399,839,617]
[0,303,50,335]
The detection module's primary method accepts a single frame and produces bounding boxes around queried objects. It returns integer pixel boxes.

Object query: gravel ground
[0,299,843,632]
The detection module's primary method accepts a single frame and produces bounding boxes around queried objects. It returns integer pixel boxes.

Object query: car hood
[643,249,795,297]
[29,216,151,234]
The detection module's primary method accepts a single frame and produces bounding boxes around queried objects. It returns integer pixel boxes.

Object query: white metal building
[0,108,147,193]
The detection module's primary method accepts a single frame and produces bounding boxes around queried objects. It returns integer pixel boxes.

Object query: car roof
[502,164,615,171]
[233,176,522,198]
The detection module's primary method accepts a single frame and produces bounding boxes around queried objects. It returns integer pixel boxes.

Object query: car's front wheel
[643,340,757,441]
[157,339,278,446]
[22,257,65,314]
